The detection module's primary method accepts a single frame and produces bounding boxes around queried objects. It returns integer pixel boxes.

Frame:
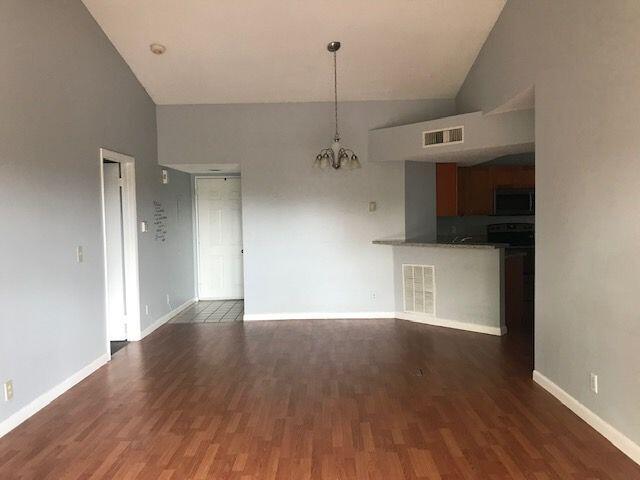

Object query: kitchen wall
[0,0,194,431]
[437,215,534,242]
[458,0,640,454]
[158,100,454,316]
[405,161,437,241]
[393,246,504,334]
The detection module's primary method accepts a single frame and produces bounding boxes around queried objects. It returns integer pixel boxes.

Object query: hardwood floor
[1,316,638,479]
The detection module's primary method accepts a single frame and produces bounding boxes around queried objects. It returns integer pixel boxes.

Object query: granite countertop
[372,239,508,250]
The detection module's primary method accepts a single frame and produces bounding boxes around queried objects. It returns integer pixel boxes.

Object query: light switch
[140,221,148,232]
[4,380,13,401]
[76,246,84,263]
[161,169,169,184]
[369,201,377,213]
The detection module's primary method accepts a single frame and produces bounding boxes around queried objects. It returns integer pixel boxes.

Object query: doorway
[99,148,141,356]
[195,177,244,301]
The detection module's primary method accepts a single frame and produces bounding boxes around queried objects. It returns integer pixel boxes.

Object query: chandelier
[313,41,361,170]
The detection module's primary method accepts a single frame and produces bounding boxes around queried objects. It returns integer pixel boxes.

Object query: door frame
[193,175,244,301]
[99,148,142,358]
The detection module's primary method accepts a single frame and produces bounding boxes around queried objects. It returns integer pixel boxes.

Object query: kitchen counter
[372,239,507,250]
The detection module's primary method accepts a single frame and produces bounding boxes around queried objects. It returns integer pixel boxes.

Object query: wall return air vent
[423,126,464,148]
[403,264,435,315]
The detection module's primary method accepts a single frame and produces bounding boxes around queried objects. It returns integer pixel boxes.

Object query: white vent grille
[423,126,464,148]
[403,264,435,315]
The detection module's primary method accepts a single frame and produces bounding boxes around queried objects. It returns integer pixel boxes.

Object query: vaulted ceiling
[82,0,505,105]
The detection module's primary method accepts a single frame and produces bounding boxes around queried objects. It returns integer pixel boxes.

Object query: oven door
[494,189,534,215]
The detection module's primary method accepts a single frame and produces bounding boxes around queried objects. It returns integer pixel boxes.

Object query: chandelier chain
[313,41,360,170]
[333,51,339,140]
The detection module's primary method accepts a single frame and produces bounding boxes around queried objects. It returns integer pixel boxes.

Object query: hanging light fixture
[314,41,361,170]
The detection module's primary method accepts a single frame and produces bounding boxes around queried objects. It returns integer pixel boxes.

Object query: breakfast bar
[374,240,508,336]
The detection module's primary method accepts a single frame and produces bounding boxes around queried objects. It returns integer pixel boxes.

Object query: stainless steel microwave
[494,188,535,216]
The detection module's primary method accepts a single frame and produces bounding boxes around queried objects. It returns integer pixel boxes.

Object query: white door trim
[99,148,142,358]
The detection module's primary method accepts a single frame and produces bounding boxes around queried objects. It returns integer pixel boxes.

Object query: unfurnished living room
[1,1,640,478]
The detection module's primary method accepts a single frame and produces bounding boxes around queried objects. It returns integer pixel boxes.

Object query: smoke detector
[150,43,166,55]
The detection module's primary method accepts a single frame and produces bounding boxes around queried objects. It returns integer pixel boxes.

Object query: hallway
[0,317,638,479]
[170,300,244,324]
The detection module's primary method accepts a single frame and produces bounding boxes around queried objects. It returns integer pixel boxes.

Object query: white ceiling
[82,0,505,105]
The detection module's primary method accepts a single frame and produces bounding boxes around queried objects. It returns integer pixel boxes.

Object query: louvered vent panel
[423,126,464,148]
[403,264,435,315]
[424,130,444,146]
[403,266,415,310]
[448,127,463,143]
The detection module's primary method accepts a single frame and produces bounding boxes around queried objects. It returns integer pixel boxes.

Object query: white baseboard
[533,370,640,466]
[243,311,505,337]
[137,297,197,340]
[396,312,506,336]
[0,353,109,439]
[243,312,395,321]
[199,296,243,301]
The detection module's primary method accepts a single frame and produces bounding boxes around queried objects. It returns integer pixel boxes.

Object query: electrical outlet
[4,380,13,401]
[371,292,377,300]
[145,305,149,315]
[590,373,599,394]
[76,246,84,263]
[140,221,148,233]
[368,201,377,213]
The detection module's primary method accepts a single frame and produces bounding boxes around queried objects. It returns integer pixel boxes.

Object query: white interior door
[103,162,127,340]
[196,177,244,299]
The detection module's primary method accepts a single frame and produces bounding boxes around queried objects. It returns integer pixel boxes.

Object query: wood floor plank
[0,313,639,479]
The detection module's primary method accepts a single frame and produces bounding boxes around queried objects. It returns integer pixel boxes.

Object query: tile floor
[169,300,244,323]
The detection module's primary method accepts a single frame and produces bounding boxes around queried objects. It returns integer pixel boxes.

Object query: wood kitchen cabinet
[492,166,535,189]
[435,163,458,216]
[513,166,535,187]
[436,163,535,216]
[459,166,493,215]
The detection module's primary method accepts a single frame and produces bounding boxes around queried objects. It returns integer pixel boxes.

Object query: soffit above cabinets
[368,110,535,166]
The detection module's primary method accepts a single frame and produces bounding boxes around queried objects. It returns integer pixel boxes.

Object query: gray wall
[405,162,437,242]
[0,0,194,426]
[140,169,194,326]
[368,109,534,164]
[158,100,454,315]
[458,0,640,445]
[392,246,503,332]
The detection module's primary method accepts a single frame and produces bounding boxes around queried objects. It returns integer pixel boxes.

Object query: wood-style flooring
[0,310,638,479]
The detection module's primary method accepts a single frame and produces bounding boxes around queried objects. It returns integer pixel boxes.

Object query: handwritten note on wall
[153,201,167,242]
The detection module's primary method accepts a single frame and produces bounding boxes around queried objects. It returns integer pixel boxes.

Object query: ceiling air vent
[403,264,435,315]
[423,126,464,148]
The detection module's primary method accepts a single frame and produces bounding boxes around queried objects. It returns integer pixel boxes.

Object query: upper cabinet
[459,166,494,216]
[435,163,458,217]
[437,164,535,216]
